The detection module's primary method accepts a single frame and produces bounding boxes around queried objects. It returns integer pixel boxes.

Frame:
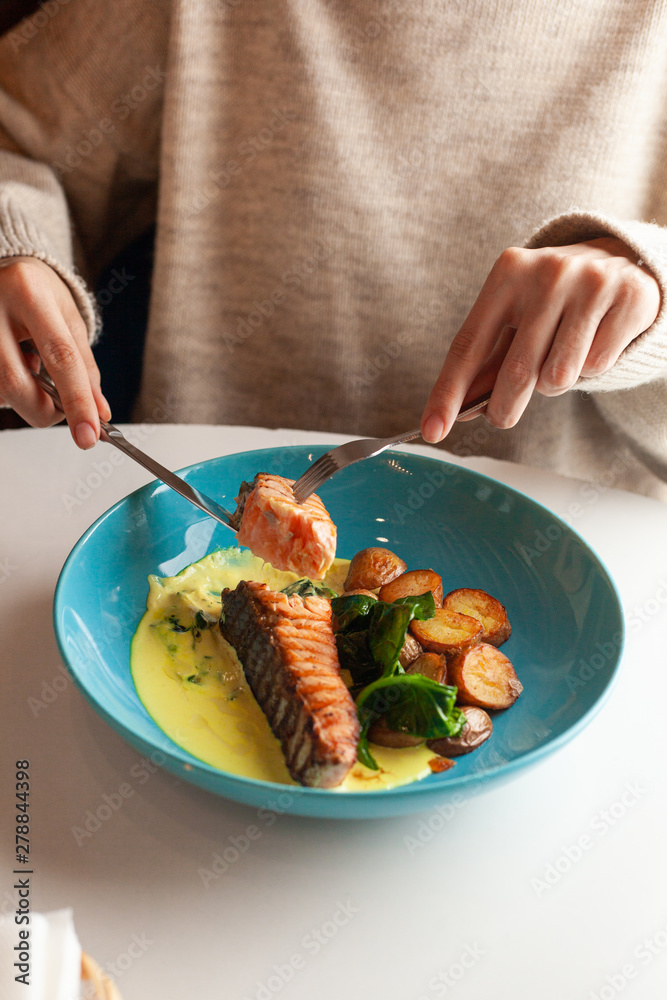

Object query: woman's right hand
[0,257,110,448]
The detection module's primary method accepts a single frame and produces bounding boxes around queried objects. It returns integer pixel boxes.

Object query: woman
[1,0,665,499]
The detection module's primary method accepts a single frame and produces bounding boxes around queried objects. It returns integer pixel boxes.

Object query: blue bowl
[54,446,624,819]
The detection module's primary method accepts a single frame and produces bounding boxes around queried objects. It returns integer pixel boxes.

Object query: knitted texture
[1,0,667,499]
[0,156,100,339]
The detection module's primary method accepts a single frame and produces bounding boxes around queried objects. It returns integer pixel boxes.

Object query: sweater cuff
[525,210,667,392]
[0,198,100,344]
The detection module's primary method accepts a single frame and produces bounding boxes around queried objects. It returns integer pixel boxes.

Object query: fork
[30,369,236,530]
[291,390,492,504]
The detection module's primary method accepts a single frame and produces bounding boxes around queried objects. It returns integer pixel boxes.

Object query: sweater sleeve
[0,148,99,342]
[0,0,167,347]
[526,210,667,482]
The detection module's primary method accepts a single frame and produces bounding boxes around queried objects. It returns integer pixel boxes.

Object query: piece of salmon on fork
[220,580,359,788]
[230,474,336,580]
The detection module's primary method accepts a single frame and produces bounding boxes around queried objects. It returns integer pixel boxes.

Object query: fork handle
[380,390,493,447]
[456,389,493,420]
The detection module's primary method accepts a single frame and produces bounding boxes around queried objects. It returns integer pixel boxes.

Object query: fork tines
[292,456,337,504]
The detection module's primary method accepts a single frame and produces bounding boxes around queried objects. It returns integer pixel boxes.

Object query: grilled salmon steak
[231,474,336,580]
[220,580,359,788]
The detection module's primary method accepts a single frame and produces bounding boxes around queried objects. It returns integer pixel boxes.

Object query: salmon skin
[230,474,336,580]
[220,580,359,788]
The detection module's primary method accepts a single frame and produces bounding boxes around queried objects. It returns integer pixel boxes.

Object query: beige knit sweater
[1,0,667,500]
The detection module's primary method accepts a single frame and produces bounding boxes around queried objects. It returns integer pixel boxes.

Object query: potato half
[405,652,447,685]
[344,548,407,592]
[367,717,424,749]
[427,706,493,756]
[443,588,511,647]
[448,644,523,710]
[398,633,423,668]
[410,609,482,657]
[379,569,444,607]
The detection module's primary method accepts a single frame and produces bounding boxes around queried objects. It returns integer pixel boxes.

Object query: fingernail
[422,414,444,443]
[74,421,97,449]
[100,396,112,421]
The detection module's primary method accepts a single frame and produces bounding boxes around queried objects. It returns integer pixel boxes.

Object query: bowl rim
[53,444,626,803]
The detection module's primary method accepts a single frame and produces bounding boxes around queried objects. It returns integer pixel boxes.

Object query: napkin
[0,909,80,1000]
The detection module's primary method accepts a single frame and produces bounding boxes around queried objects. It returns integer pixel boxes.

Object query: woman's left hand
[420,237,661,442]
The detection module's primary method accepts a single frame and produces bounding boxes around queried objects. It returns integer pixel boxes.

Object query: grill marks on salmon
[220,580,359,788]
[231,474,336,580]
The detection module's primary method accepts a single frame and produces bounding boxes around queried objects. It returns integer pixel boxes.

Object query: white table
[1,424,667,999]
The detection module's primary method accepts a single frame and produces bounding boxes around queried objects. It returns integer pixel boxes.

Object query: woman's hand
[0,257,109,447]
[421,237,661,442]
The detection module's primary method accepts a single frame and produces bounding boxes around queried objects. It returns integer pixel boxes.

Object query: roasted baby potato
[398,633,423,668]
[427,706,492,757]
[405,651,447,684]
[344,547,407,592]
[379,569,444,607]
[410,609,482,657]
[448,643,523,710]
[443,588,511,647]
[367,716,424,749]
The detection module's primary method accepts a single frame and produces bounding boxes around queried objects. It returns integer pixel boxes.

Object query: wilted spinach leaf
[356,674,466,770]
[367,602,414,677]
[330,593,378,630]
[332,590,436,678]
[331,588,463,768]
[335,632,378,692]
[392,591,437,620]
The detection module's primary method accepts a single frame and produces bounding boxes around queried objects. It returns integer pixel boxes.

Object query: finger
[535,306,603,397]
[23,322,110,423]
[0,315,61,427]
[92,383,111,423]
[485,293,565,427]
[455,325,517,421]
[27,304,102,448]
[421,263,519,442]
[580,269,661,379]
[534,260,623,395]
[25,349,42,373]
[18,342,43,374]
[64,305,111,421]
[580,308,645,380]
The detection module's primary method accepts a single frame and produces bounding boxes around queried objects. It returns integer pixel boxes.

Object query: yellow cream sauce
[131,547,436,791]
